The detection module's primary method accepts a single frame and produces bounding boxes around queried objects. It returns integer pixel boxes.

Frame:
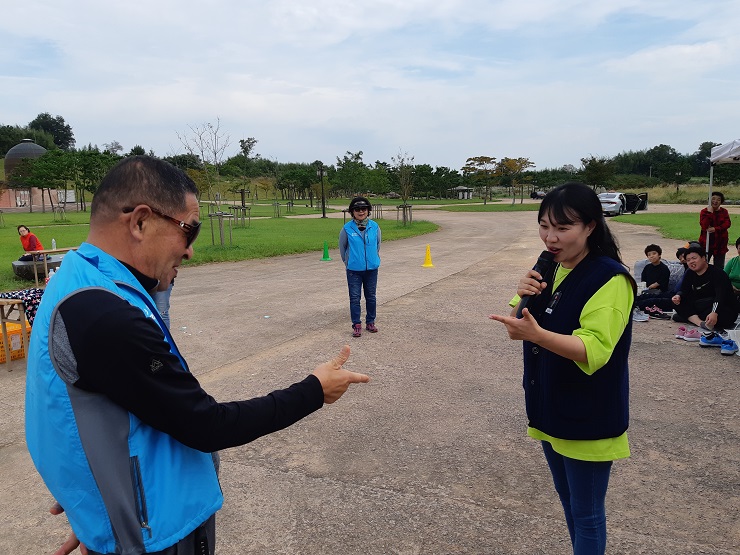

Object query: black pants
[635,291,674,311]
[675,296,738,329]
[87,515,215,555]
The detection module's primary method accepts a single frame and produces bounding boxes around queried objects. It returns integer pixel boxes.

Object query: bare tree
[177,118,231,203]
[103,140,124,155]
[392,149,415,225]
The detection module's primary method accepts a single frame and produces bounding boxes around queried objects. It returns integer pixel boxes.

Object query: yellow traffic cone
[422,244,434,267]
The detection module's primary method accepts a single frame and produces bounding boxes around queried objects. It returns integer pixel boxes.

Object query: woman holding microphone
[490,182,635,554]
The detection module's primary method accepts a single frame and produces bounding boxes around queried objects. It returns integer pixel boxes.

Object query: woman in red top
[699,192,732,268]
[17,225,45,261]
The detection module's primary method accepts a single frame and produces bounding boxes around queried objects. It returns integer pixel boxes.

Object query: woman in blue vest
[339,197,381,337]
[491,182,635,554]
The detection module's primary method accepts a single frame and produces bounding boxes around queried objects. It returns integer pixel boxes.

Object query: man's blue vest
[343,220,380,271]
[523,255,632,440]
[25,243,222,554]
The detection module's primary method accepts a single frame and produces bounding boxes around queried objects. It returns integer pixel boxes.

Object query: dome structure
[4,139,47,181]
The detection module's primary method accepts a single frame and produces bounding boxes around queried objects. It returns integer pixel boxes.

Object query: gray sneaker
[632,308,649,322]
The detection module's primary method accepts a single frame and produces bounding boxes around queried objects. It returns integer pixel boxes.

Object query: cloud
[2,0,739,169]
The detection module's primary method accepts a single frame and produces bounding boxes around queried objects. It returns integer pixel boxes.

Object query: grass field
[614,211,740,244]
[0,211,438,292]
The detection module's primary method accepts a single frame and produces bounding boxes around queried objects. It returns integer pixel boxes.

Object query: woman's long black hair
[538,182,624,264]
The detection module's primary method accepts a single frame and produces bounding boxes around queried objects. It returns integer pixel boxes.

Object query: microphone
[516,250,556,318]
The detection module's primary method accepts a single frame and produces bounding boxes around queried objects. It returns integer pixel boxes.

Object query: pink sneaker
[675,325,687,339]
[683,328,702,342]
[352,324,362,338]
[366,323,378,333]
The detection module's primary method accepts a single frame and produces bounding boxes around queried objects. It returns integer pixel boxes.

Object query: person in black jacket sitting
[672,244,739,331]
[635,244,673,312]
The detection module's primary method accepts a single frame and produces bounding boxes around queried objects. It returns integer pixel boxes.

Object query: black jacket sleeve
[57,289,324,452]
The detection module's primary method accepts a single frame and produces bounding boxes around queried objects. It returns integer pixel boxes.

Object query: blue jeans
[542,441,613,555]
[346,269,378,325]
[153,282,173,330]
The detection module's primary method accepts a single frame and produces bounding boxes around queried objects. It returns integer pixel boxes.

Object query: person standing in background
[153,280,174,329]
[339,197,381,338]
[699,192,731,268]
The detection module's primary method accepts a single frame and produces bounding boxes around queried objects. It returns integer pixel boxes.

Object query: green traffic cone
[321,241,332,261]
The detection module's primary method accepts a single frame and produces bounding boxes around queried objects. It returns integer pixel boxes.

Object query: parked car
[598,192,627,216]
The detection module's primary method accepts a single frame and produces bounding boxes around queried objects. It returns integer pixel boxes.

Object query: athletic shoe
[352,324,362,338]
[683,329,702,342]
[700,332,724,348]
[721,339,739,356]
[365,323,378,333]
[675,325,688,339]
[649,309,671,320]
[632,308,649,322]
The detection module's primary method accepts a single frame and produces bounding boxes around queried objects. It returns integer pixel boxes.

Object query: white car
[598,192,626,216]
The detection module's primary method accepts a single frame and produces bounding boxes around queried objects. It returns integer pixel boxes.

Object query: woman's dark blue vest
[523,254,632,440]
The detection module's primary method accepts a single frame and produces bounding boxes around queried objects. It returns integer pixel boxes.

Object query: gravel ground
[0,204,737,554]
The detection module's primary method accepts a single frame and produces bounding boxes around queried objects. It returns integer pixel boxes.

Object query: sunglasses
[123,205,201,248]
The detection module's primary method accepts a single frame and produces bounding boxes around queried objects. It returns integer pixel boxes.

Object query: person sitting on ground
[672,244,739,331]
[639,244,670,292]
[723,237,740,299]
[635,244,679,313]
[17,225,45,261]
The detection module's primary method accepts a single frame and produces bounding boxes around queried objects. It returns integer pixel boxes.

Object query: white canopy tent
[709,139,740,204]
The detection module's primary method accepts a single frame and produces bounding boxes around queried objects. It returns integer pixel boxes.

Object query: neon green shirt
[511,265,633,461]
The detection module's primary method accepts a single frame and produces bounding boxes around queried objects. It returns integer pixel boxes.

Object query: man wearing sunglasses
[26,156,369,555]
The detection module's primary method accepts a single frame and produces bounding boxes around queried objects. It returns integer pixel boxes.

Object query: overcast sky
[2,1,738,171]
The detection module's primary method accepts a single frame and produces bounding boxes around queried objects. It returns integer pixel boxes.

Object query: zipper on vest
[130,456,152,539]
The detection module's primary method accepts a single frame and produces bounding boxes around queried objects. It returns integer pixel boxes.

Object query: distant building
[451,185,473,200]
[2,139,47,208]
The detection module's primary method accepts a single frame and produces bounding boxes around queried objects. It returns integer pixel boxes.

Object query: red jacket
[20,232,44,253]
[699,207,731,256]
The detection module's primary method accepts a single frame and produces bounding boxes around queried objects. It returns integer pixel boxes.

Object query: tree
[128,145,146,156]
[177,118,231,202]
[28,113,75,150]
[69,148,120,210]
[496,157,535,204]
[334,151,368,197]
[461,156,497,204]
[275,163,315,201]
[238,137,258,160]
[18,150,71,212]
[580,155,616,189]
[0,124,56,155]
[689,141,718,177]
[391,149,415,225]
[366,162,391,196]
[163,153,202,170]
[103,141,124,155]
[432,167,463,199]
